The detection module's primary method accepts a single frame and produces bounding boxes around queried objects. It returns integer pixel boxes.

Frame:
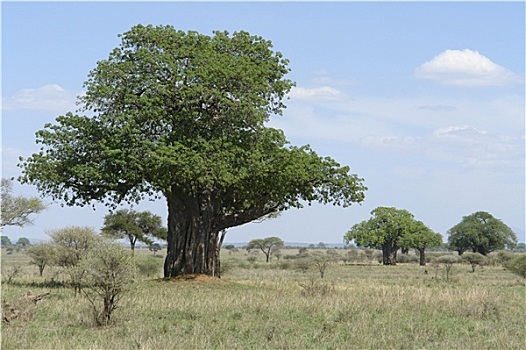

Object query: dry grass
[1,248,525,349]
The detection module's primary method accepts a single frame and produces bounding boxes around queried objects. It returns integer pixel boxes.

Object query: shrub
[49,226,100,295]
[343,249,362,264]
[495,251,515,266]
[79,242,135,326]
[396,254,418,264]
[434,255,460,281]
[461,252,487,272]
[504,254,526,278]
[294,257,311,273]
[426,252,446,263]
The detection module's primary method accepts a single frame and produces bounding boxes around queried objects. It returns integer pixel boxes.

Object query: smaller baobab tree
[246,237,285,263]
[345,207,415,265]
[399,220,443,266]
[448,211,517,255]
[101,209,167,255]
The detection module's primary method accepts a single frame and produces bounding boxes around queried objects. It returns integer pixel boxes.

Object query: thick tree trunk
[164,189,219,278]
[130,241,136,256]
[418,248,426,266]
[382,242,397,265]
[163,186,276,278]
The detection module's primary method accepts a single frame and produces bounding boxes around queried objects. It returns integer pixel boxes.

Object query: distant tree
[1,178,45,228]
[504,254,526,278]
[310,250,339,278]
[273,249,283,261]
[1,235,13,246]
[399,221,443,266]
[318,242,326,249]
[26,243,56,276]
[102,209,166,255]
[461,252,487,273]
[447,211,517,256]
[247,237,285,263]
[344,207,416,265]
[515,243,526,251]
[149,243,162,255]
[15,237,31,248]
[50,226,99,267]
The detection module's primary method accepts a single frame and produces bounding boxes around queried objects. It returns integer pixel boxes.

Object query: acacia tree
[26,243,56,276]
[448,211,517,256]
[399,220,443,266]
[19,25,366,277]
[309,250,339,278]
[102,209,166,255]
[344,207,415,265]
[247,237,285,263]
[1,178,45,228]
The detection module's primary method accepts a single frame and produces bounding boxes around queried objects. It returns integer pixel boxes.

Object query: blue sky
[2,2,525,244]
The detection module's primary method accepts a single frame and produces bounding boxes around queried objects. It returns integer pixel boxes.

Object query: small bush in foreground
[79,242,135,326]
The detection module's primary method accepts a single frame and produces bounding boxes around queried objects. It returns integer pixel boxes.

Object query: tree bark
[163,187,277,278]
[418,248,426,266]
[382,242,397,265]
[130,237,136,256]
[163,188,218,278]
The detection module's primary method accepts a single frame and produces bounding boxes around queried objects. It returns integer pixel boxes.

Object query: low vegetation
[1,246,524,349]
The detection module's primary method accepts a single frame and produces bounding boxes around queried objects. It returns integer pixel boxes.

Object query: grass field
[1,247,524,349]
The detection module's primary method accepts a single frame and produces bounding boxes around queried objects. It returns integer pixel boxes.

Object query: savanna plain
[1,247,524,350]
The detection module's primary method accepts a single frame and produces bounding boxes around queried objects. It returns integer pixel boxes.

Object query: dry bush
[79,242,135,326]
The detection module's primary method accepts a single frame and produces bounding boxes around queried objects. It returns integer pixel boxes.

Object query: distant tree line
[345,207,518,266]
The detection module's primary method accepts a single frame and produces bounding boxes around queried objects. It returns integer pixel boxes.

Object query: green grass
[1,248,525,349]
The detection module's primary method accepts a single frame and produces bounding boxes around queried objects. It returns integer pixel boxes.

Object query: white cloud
[3,84,80,111]
[361,127,524,171]
[433,125,487,138]
[288,86,346,101]
[415,49,523,87]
